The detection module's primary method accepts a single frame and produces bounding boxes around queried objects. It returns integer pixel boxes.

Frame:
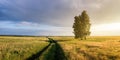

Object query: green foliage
[73,10,91,40]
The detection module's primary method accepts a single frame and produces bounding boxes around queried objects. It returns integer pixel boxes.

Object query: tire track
[47,37,67,60]
[26,43,51,60]
[26,37,67,60]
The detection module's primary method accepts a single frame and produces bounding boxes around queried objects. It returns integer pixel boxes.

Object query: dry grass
[0,36,120,60]
[56,36,120,60]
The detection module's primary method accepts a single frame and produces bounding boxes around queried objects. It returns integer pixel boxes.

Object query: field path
[26,37,67,60]
[26,43,51,60]
[45,37,67,60]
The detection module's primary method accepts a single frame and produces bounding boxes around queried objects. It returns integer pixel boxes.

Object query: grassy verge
[0,36,49,60]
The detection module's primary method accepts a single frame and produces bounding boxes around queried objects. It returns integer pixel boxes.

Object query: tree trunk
[84,36,86,40]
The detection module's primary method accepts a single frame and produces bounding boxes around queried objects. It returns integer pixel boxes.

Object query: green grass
[0,36,49,60]
[39,43,56,60]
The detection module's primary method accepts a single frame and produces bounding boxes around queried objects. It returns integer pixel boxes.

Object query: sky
[0,0,120,36]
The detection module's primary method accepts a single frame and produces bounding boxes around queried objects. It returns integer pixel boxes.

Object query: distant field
[0,36,120,60]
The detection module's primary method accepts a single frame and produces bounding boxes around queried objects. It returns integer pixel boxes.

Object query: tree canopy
[73,10,91,40]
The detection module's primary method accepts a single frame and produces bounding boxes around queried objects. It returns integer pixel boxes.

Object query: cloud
[90,0,120,24]
[1,0,120,26]
[0,0,75,26]
[0,20,73,35]
[0,0,120,35]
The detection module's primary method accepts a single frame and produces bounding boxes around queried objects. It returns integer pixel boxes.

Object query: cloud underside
[0,0,120,26]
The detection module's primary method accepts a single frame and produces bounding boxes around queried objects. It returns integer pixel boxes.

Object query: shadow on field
[54,42,67,60]
[26,38,67,60]
[55,40,71,42]
[26,43,51,60]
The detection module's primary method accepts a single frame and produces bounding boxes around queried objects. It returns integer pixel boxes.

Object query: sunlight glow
[92,23,120,31]
[91,23,120,36]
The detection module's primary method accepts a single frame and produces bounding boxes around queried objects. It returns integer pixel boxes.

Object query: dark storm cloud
[0,0,74,26]
[0,0,120,26]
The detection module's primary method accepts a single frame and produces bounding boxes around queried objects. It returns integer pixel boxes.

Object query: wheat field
[0,36,120,60]
[54,36,120,60]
